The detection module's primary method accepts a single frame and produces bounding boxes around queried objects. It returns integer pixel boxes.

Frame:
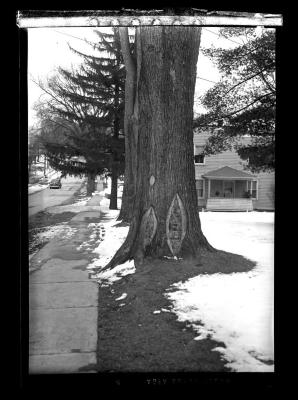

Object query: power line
[42,30,220,86]
[197,76,218,84]
[54,27,244,50]
[54,27,243,52]
[52,29,97,46]
[55,27,243,49]
[203,27,244,46]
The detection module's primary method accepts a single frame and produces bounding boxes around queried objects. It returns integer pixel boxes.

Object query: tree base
[102,231,215,272]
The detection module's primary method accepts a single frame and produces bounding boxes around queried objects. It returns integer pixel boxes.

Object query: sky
[27,27,240,128]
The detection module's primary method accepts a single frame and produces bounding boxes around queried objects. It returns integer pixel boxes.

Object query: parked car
[49,178,62,189]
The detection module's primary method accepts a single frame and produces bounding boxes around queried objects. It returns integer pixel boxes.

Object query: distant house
[194,131,275,211]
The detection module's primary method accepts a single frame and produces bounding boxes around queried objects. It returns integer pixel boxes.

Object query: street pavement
[28,176,85,217]
[29,180,105,374]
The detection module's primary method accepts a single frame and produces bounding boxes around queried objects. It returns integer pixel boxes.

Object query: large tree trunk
[43,155,47,176]
[86,172,96,196]
[105,26,213,269]
[117,125,136,220]
[117,27,138,222]
[109,72,121,210]
[109,162,118,209]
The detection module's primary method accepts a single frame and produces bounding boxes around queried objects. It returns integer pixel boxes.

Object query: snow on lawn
[28,183,49,195]
[28,170,61,194]
[48,203,101,214]
[115,293,127,301]
[166,211,274,372]
[86,183,133,286]
[76,222,105,252]
[91,178,123,220]
[29,223,78,260]
[91,259,135,287]
[35,222,78,240]
[87,217,133,285]
[73,196,91,206]
[47,177,122,214]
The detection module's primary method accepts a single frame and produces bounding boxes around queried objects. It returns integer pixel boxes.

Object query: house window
[194,145,205,164]
[250,180,258,199]
[196,179,204,198]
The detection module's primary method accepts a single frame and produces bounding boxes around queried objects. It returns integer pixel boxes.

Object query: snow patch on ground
[85,181,133,286]
[153,308,171,314]
[93,260,136,287]
[96,177,123,209]
[115,293,127,301]
[28,183,49,195]
[29,223,78,260]
[73,197,91,206]
[35,223,77,240]
[28,169,60,194]
[87,221,129,269]
[48,204,101,214]
[80,184,126,261]
[77,223,106,251]
[166,211,274,372]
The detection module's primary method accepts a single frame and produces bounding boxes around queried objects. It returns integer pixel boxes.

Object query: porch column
[208,179,211,198]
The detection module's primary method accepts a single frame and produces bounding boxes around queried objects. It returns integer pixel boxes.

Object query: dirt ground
[95,249,255,372]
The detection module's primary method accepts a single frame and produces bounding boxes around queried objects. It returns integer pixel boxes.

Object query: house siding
[252,172,275,210]
[194,131,275,210]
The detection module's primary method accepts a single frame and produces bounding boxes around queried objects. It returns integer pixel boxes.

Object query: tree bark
[86,172,96,196]
[109,162,118,209]
[109,67,121,210]
[118,27,138,222]
[44,155,47,176]
[105,26,213,269]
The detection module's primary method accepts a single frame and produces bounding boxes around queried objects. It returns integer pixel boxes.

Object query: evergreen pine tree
[66,28,126,208]
[35,28,126,198]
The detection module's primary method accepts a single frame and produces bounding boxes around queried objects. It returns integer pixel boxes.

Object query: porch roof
[202,166,255,180]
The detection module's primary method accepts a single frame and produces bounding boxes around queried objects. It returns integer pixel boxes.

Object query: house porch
[202,166,256,211]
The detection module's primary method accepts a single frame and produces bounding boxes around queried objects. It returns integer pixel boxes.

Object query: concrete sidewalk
[29,182,105,374]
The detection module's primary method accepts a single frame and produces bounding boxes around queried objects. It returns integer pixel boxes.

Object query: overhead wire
[41,27,262,99]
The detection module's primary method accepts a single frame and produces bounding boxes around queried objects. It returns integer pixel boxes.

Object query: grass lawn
[95,249,255,372]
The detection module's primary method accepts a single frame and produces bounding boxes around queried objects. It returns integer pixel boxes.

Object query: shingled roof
[202,166,255,180]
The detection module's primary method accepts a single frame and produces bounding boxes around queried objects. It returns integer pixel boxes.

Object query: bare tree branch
[224,64,275,96]
[196,92,274,127]
[31,77,79,119]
